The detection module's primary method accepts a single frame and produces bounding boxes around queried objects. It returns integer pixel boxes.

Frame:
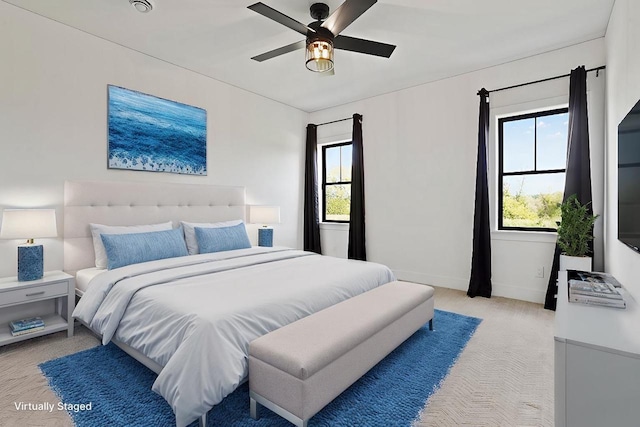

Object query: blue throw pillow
[195,223,251,253]
[100,228,188,270]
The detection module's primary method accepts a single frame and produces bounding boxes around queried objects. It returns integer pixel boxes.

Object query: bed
[64,180,395,427]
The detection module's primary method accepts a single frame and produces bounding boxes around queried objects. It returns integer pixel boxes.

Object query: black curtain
[303,124,322,254]
[468,89,492,298]
[348,113,366,261]
[544,66,593,310]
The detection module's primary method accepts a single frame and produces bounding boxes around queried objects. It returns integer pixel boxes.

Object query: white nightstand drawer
[0,281,69,306]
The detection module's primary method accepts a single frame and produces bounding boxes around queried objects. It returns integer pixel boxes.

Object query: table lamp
[249,206,280,247]
[0,209,57,281]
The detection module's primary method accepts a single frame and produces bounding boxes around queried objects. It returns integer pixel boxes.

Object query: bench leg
[429,318,434,331]
[251,391,307,426]
[250,396,259,420]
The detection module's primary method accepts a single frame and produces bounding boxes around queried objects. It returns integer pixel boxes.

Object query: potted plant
[556,194,599,272]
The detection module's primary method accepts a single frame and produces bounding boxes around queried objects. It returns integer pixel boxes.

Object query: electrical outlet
[535,266,544,278]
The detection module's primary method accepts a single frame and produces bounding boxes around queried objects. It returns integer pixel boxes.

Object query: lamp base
[258,228,274,247]
[18,244,44,281]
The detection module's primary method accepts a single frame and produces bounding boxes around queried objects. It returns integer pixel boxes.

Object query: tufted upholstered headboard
[63,180,246,274]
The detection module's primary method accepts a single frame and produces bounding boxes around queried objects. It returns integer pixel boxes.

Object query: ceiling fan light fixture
[305,38,334,73]
[248,1,395,72]
[129,0,153,13]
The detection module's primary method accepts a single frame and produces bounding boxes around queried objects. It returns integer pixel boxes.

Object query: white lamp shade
[0,209,58,239]
[249,206,280,225]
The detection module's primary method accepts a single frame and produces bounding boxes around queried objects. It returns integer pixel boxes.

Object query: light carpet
[416,288,555,426]
[39,309,480,426]
[0,286,555,426]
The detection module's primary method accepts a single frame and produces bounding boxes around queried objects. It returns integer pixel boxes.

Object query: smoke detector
[129,0,153,13]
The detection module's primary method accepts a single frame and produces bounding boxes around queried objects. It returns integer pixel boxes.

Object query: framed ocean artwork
[107,85,207,175]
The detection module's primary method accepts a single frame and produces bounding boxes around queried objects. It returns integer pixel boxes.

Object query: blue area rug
[40,309,481,427]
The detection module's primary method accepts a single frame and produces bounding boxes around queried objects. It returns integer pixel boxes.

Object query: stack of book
[9,317,46,336]
[568,270,626,309]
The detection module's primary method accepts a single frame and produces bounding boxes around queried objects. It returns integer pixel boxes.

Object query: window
[499,108,569,231]
[322,142,352,222]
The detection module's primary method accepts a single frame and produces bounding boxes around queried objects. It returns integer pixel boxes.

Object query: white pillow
[181,220,244,255]
[90,222,173,269]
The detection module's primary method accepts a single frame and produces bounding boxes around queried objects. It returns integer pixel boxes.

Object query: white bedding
[75,267,105,295]
[73,247,395,427]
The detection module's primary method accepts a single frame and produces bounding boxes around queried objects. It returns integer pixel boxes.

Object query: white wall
[604,0,640,297]
[0,3,307,278]
[310,39,606,303]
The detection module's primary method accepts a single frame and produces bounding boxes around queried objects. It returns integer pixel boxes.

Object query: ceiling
[4,0,614,112]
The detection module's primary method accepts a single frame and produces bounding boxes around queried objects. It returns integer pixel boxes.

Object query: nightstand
[0,271,75,346]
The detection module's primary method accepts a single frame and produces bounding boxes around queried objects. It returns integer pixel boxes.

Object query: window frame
[321,141,353,223]
[498,107,568,232]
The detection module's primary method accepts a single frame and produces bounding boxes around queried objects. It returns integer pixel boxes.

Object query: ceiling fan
[248,0,396,74]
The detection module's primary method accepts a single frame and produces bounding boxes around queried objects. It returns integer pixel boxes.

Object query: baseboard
[491,282,545,304]
[392,269,545,304]
[392,270,468,291]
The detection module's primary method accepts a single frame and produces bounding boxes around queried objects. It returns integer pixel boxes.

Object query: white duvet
[73,247,395,426]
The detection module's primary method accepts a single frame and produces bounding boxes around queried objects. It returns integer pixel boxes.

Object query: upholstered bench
[248,280,435,427]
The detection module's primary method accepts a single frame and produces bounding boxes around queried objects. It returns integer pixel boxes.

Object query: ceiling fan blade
[321,0,377,36]
[248,3,314,36]
[251,40,306,62]
[334,35,396,58]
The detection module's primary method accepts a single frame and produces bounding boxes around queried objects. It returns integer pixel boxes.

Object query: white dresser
[554,272,640,427]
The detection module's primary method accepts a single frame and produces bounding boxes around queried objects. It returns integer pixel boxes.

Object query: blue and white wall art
[107,85,207,175]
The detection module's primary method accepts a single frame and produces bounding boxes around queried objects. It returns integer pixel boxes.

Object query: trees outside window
[499,108,568,231]
[322,142,352,222]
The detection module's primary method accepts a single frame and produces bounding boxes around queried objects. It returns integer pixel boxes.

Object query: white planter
[559,254,592,272]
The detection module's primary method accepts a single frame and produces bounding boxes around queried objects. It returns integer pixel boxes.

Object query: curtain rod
[484,65,606,95]
[315,117,353,127]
